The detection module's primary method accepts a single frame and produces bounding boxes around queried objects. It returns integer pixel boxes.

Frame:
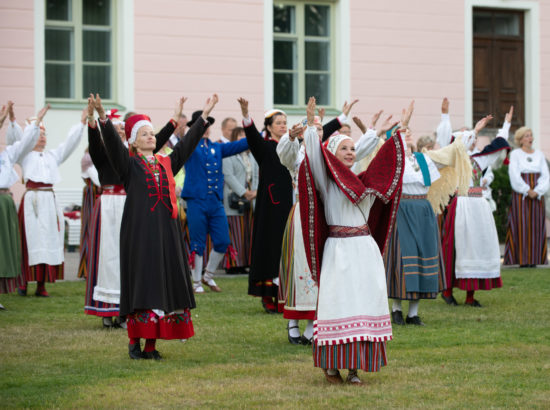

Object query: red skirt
[126,309,194,340]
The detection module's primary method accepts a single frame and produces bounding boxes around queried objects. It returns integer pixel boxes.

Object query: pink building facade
[1,0,549,204]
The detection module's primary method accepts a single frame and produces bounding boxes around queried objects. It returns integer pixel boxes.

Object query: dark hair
[123,111,137,121]
[263,112,285,138]
[230,126,245,142]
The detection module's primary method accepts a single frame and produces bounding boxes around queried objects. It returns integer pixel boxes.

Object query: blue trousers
[186,195,230,255]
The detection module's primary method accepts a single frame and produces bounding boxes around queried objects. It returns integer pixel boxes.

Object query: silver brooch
[211,148,215,155]
[527,156,533,162]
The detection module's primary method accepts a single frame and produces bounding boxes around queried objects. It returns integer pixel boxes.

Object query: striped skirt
[84,196,119,317]
[78,180,100,278]
[385,198,446,300]
[504,173,548,266]
[0,193,22,293]
[18,193,63,284]
[314,340,387,372]
[224,210,253,269]
[278,203,316,319]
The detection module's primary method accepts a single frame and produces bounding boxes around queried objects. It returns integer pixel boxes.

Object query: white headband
[326,134,353,156]
[128,120,153,144]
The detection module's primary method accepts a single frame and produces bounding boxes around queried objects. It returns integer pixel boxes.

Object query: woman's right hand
[237,97,249,118]
[244,190,256,201]
[306,96,316,126]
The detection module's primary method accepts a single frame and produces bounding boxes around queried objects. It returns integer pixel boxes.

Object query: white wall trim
[264,1,274,110]
[465,0,540,148]
[34,0,45,111]
[118,0,135,111]
[334,0,351,108]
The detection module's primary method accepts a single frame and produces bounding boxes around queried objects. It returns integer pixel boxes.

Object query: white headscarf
[325,133,353,156]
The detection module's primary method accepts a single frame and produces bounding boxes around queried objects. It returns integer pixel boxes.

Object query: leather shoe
[405,315,425,326]
[35,290,50,297]
[287,324,301,345]
[465,299,483,307]
[323,369,343,384]
[442,294,458,306]
[300,335,312,346]
[128,343,142,360]
[202,278,221,292]
[142,350,162,360]
[391,310,405,325]
[17,288,27,296]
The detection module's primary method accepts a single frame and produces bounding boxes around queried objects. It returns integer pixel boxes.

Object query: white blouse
[19,123,84,184]
[0,124,40,188]
[508,148,549,198]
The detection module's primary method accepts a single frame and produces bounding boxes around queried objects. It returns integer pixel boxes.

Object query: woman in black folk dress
[237,98,294,313]
[90,93,218,360]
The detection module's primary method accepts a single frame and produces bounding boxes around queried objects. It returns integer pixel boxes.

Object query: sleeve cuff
[242,117,252,127]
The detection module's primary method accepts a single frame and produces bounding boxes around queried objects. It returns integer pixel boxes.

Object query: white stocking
[408,300,420,318]
[392,299,402,312]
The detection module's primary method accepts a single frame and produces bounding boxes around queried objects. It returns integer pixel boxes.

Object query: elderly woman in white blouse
[504,126,549,267]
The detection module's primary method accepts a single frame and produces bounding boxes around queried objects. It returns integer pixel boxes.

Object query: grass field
[1,267,549,409]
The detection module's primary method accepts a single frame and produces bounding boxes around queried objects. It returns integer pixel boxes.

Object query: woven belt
[102,184,126,195]
[467,187,483,198]
[25,181,53,191]
[328,224,370,238]
[401,194,427,200]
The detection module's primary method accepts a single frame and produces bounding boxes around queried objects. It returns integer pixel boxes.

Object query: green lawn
[1,268,549,408]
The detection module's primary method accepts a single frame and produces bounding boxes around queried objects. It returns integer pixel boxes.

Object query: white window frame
[35,0,134,110]
[265,0,350,114]
[465,0,540,148]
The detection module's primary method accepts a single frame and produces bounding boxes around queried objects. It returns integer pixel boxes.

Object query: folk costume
[100,114,207,358]
[441,122,511,306]
[85,114,175,324]
[222,150,258,273]
[276,117,381,344]
[17,121,85,296]
[182,111,249,293]
[77,151,101,279]
[386,136,471,324]
[244,114,293,310]
[299,126,404,377]
[504,148,549,266]
[0,122,40,294]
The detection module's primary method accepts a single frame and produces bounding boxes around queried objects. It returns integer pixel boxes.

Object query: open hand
[36,103,51,124]
[352,116,367,134]
[237,97,249,118]
[342,99,359,117]
[401,100,414,129]
[317,107,325,122]
[202,93,219,119]
[441,97,449,114]
[474,114,493,134]
[505,105,514,124]
[289,123,304,141]
[173,97,188,121]
[90,94,106,120]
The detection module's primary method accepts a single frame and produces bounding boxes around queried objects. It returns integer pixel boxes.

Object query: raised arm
[220,138,248,158]
[50,108,86,165]
[5,102,24,145]
[304,97,329,194]
[170,94,217,174]
[436,98,452,148]
[238,97,266,164]
[92,94,130,180]
[276,130,301,172]
[9,104,49,163]
[154,97,185,152]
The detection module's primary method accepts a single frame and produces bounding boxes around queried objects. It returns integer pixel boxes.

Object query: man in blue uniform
[182,110,249,293]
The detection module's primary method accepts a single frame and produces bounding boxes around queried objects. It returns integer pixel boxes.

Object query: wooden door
[473,8,524,130]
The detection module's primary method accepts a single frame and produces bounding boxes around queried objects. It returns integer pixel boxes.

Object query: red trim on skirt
[454,277,502,291]
[17,193,63,284]
[127,309,194,340]
[283,308,316,320]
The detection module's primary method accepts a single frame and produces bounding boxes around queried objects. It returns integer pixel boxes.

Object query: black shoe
[465,299,483,308]
[442,294,458,306]
[529,264,537,268]
[405,315,425,326]
[102,317,113,328]
[261,298,278,314]
[300,335,313,346]
[391,310,405,325]
[142,350,162,360]
[128,343,142,360]
[112,317,126,329]
[287,324,301,345]
[17,288,27,297]
[0,303,5,310]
